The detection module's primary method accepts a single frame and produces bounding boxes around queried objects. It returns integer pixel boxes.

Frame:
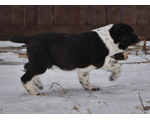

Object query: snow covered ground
[0,41,150,114]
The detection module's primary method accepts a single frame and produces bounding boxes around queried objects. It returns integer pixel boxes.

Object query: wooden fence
[0,5,150,40]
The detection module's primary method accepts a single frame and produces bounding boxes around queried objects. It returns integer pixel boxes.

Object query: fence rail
[0,5,150,40]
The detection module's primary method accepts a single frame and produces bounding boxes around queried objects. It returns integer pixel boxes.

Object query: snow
[0,52,27,63]
[1,42,150,114]
[0,41,24,47]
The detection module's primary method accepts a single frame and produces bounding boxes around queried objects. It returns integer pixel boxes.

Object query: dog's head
[109,23,141,50]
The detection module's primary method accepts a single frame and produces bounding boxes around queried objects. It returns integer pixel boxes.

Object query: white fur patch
[92,24,124,56]
[22,80,39,95]
[77,71,99,91]
[33,76,43,90]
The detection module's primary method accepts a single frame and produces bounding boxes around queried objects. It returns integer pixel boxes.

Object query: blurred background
[0,5,149,40]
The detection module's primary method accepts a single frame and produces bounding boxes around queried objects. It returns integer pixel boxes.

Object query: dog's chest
[92,24,123,56]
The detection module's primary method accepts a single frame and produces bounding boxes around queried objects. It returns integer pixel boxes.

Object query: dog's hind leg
[22,80,40,95]
[21,45,49,95]
[21,62,48,95]
[21,71,39,95]
[77,71,100,91]
[102,56,121,81]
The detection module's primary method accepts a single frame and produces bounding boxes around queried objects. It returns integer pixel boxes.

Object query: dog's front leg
[77,71,100,91]
[111,52,128,60]
[102,56,121,81]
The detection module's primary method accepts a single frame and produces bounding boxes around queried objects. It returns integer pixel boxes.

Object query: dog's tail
[9,35,30,44]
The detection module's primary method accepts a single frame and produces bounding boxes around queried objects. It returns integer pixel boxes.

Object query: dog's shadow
[37,86,114,98]
[21,84,120,98]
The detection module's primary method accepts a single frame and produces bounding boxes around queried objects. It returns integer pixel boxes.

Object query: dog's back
[9,32,68,44]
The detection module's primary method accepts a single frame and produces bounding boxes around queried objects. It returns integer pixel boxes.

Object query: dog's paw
[110,76,116,81]
[85,85,100,91]
[109,72,118,81]
[91,86,100,91]
[111,52,128,60]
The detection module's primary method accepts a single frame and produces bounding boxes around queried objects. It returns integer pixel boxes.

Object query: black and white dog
[10,23,141,95]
